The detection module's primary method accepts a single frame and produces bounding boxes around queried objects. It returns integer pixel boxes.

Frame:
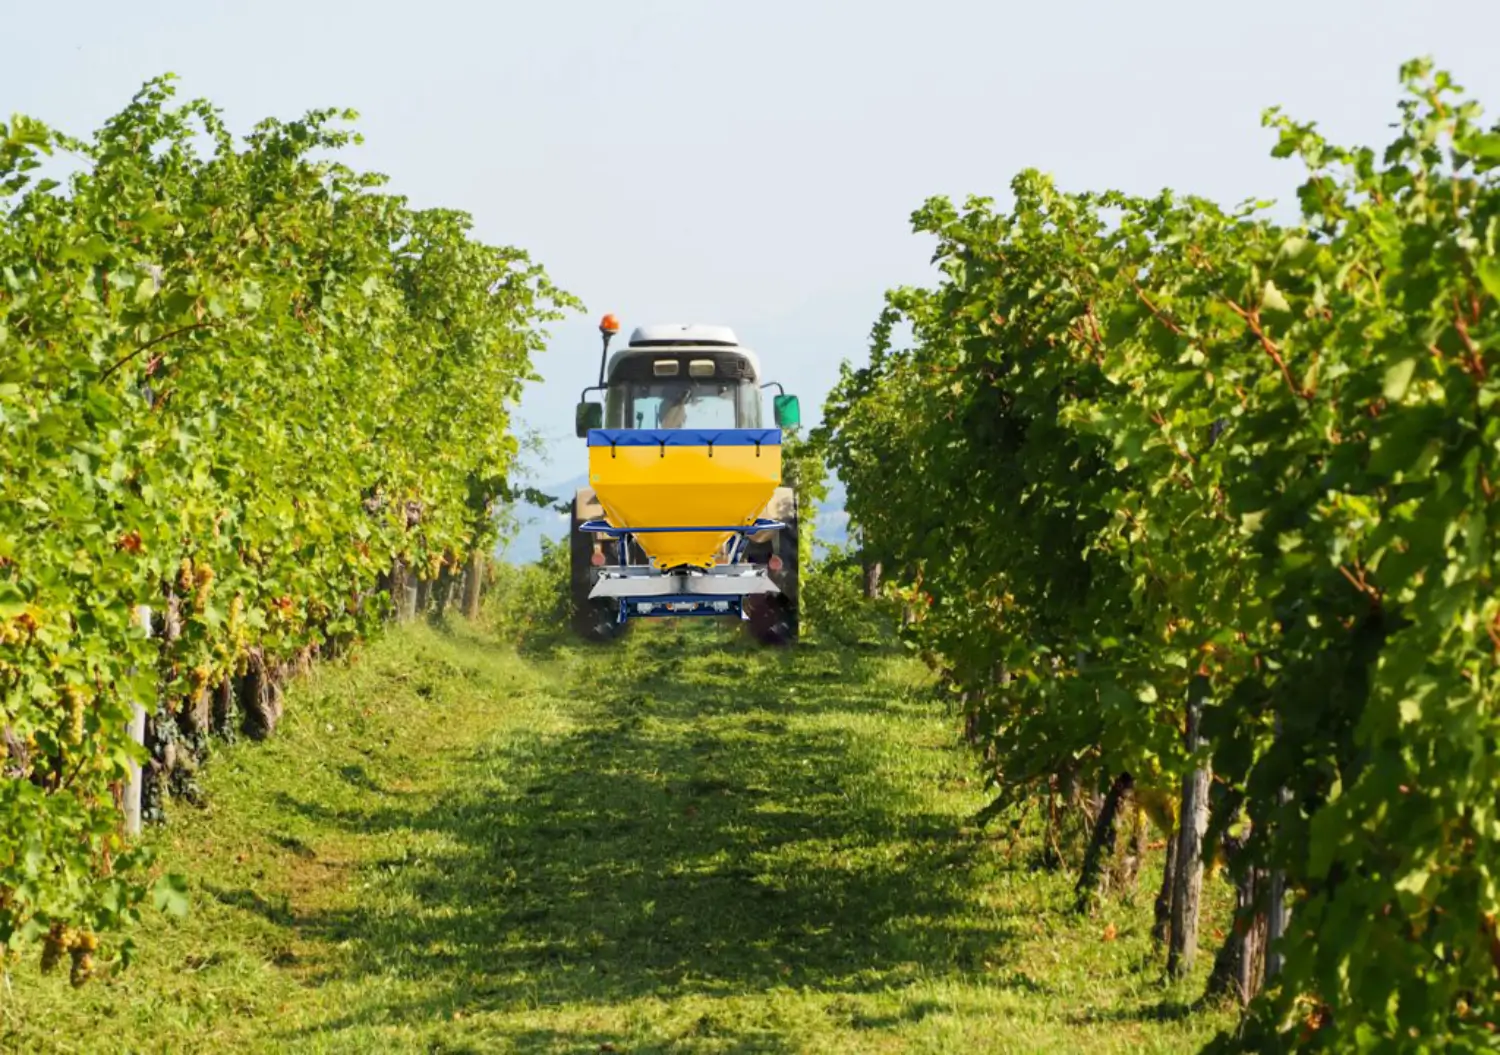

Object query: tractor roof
[606,324,762,381]
[629,323,738,347]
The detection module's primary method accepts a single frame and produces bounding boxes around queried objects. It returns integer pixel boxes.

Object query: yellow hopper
[586,428,782,569]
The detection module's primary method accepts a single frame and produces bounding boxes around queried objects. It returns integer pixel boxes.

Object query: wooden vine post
[463,548,484,619]
[1168,679,1212,979]
[122,604,152,837]
[1264,714,1292,985]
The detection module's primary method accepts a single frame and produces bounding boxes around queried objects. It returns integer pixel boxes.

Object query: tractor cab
[575,320,800,436]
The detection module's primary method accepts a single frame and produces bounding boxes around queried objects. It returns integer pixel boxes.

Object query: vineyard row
[818,59,1500,1052]
[0,76,574,980]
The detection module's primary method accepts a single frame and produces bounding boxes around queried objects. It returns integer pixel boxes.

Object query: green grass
[2,617,1235,1053]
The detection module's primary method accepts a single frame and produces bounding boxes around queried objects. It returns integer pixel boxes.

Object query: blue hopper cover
[587,428,782,447]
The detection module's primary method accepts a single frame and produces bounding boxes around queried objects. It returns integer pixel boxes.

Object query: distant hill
[496,473,850,564]
[494,473,584,564]
[814,477,849,550]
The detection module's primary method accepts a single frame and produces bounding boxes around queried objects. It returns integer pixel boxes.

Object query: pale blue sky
[5,0,1499,493]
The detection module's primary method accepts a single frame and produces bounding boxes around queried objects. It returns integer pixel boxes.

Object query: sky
[5,0,1500,500]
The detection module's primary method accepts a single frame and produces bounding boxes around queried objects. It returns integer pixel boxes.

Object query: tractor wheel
[745,512,799,646]
[570,497,629,643]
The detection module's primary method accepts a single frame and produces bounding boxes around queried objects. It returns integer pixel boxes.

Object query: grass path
[3,619,1232,1053]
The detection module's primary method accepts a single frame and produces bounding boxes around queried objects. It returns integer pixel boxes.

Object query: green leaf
[1478,258,1500,302]
[1275,234,1312,266]
[1261,280,1290,314]
[1460,132,1500,160]
[152,873,190,918]
[1395,867,1430,898]
[1383,357,1418,400]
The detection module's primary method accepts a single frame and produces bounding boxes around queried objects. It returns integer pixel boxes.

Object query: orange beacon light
[596,313,621,386]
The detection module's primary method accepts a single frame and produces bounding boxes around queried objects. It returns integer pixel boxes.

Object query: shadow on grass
[1069,999,1199,1025]
[261,623,1009,1044]
[204,883,296,928]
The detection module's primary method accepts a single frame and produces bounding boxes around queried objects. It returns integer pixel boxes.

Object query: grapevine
[0,76,577,977]
[817,60,1500,1049]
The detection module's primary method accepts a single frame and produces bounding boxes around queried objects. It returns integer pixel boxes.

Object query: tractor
[570,315,802,645]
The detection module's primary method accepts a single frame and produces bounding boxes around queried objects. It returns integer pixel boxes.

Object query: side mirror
[773,394,801,429]
[575,401,603,437]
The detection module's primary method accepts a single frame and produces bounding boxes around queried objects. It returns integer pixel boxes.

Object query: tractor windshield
[607,378,762,430]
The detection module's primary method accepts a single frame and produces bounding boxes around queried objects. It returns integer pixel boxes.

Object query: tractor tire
[570,494,629,643]
[745,500,799,646]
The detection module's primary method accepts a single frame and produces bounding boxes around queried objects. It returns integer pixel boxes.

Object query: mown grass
[2,616,1235,1053]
